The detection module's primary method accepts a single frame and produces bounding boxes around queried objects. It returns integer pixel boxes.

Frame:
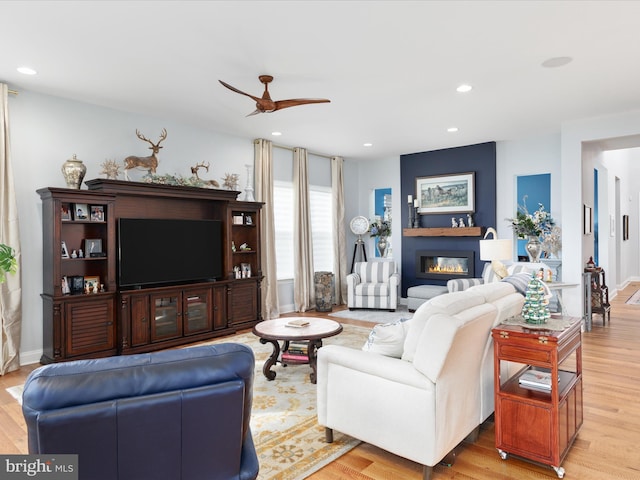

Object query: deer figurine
[123,128,167,180]
[190,161,220,188]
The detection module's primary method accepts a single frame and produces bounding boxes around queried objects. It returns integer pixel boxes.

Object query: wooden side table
[492,317,583,479]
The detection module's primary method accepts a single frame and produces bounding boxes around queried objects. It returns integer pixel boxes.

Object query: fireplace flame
[428,264,466,274]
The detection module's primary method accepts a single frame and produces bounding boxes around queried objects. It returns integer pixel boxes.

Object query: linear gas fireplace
[415,250,475,281]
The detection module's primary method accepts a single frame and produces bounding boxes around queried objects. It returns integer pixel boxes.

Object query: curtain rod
[272,142,333,160]
[8,89,18,95]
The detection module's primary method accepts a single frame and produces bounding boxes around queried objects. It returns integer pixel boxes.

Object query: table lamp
[479,227,512,279]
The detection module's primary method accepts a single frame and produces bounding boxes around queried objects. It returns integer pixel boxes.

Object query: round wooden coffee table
[252,317,343,384]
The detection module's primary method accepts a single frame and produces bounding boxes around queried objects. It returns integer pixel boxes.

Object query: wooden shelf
[402,227,485,237]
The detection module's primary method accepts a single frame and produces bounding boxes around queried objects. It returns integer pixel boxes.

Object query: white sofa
[317,281,524,479]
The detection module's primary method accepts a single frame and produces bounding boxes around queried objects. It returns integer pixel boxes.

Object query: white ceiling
[3,1,640,160]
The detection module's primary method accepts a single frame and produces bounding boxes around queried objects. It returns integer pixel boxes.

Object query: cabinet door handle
[141,317,147,323]
[106,321,113,326]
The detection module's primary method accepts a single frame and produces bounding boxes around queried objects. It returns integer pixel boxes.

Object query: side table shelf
[492,318,583,478]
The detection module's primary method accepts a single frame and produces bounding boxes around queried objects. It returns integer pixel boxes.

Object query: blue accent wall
[400,142,496,295]
[516,173,551,257]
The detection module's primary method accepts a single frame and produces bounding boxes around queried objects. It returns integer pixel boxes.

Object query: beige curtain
[0,84,22,375]
[331,156,348,304]
[293,148,314,312]
[254,139,279,320]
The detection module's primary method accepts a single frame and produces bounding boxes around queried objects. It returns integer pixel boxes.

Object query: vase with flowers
[369,218,391,257]
[507,198,556,263]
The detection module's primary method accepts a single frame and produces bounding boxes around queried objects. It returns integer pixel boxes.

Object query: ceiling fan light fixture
[456,84,472,93]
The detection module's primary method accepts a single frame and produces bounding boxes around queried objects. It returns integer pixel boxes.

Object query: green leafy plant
[0,243,17,283]
[507,198,555,238]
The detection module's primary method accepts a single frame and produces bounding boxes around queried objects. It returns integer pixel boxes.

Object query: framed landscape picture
[416,172,475,214]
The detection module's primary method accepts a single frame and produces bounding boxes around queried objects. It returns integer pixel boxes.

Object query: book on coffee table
[286,319,310,328]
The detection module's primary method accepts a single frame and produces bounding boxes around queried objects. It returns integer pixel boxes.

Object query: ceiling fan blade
[219,80,260,102]
[246,109,262,117]
[273,98,331,112]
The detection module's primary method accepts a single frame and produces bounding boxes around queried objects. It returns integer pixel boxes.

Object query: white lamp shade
[479,238,512,261]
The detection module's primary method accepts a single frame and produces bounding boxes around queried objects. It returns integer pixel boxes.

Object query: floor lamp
[479,227,512,279]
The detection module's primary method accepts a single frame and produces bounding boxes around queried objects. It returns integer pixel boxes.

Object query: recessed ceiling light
[17,66,37,75]
[541,57,573,68]
[271,131,282,136]
[447,127,459,133]
[363,143,373,147]
[456,84,472,93]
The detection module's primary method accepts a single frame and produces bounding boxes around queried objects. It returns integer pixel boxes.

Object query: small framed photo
[61,276,70,295]
[245,215,253,225]
[90,205,105,222]
[84,276,100,294]
[241,262,252,278]
[84,238,103,256]
[61,203,72,221]
[69,275,85,295]
[61,241,70,258]
[73,203,89,220]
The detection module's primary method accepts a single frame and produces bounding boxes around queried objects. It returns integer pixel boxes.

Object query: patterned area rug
[7,323,370,480]
[625,289,640,304]
[329,304,413,323]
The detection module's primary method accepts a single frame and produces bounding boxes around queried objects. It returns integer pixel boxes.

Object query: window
[273,181,334,280]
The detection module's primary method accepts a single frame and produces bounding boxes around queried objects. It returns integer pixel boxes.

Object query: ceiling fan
[219,75,330,116]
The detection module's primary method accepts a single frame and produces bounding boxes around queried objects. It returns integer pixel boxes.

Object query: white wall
[351,155,401,264]
[495,134,562,241]
[561,110,640,317]
[602,148,640,289]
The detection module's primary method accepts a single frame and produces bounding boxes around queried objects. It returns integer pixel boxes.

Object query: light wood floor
[2,282,640,479]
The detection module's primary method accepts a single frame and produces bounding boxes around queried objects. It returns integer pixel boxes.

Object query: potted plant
[0,243,17,283]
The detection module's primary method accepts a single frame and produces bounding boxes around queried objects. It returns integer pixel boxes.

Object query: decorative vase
[61,154,87,189]
[525,236,543,263]
[376,236,388,257]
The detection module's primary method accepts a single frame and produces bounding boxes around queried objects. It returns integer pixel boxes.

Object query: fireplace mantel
[403,227,485,237]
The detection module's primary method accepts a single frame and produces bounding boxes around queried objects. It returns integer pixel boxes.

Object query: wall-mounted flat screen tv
[118,218,223,289]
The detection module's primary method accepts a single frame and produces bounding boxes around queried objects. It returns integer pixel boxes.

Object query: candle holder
[413,208,420,228]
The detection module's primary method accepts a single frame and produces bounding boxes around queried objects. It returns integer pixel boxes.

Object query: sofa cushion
[467,281,517,302]
[362,318,412,358]
[501,272,532,295]
[401,290,485,362]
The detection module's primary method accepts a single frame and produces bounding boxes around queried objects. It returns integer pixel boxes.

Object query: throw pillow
[501,272,532,295]
[362,318,412,358]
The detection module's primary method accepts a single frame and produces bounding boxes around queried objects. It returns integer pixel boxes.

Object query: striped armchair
[347,261,399,311]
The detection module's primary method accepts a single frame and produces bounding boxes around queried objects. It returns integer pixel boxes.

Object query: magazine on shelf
[519,368,554,391]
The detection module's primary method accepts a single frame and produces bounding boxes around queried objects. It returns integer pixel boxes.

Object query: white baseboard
[20,348,42,366]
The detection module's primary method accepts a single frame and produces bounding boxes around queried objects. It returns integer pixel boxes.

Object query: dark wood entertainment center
[38,179,263,363]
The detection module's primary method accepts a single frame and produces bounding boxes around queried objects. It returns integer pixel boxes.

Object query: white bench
[406,284,448,311]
